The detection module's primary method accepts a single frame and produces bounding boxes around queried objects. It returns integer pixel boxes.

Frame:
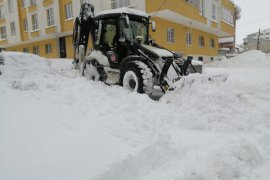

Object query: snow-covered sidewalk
[0,51,270,180]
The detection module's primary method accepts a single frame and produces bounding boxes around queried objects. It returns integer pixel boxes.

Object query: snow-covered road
[0,51,269,180]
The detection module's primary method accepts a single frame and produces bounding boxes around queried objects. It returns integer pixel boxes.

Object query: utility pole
[257,29,261,50]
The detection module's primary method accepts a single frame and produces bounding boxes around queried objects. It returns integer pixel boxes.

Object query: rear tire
[83,60,100,81]
[121,61,154,94]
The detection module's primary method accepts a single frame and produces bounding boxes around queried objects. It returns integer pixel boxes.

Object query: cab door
[95,19,120,67]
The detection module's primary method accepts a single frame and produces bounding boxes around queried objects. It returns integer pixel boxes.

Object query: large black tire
[121,61,154,94]
[83,59,107,82]
[83,61,100,81]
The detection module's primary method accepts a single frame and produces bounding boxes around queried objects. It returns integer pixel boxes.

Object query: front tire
[121,61,154,94]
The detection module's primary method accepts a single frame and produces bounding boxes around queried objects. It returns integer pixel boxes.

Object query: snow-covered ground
[0,50,269,180]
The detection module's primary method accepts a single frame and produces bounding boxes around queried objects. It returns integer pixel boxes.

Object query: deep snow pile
[209,50,270,68]
[1,51,270,180]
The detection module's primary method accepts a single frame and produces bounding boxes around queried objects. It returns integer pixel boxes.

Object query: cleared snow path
[0,51,270,180]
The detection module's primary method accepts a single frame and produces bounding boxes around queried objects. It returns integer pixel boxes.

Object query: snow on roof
[219,37,234,43]
[96,7,149,18]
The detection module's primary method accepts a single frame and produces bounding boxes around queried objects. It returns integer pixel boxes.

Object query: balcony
[45,25,57,34]
[31,30,40,38]
[146,0,207,24]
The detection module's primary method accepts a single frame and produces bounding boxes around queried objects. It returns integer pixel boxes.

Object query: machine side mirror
[151,21,156,32]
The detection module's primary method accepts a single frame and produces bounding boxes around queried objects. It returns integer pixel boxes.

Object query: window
[80,0,91,4]
[21,0,26,8]
[111,0,130,9]
[33,46,39,55]
[199,0,205,16]
[0,26,7,39]
[210,38,215,48]
[46,8,55,26]
[198,35,204,47]
[111,0,117,9]
[185,0,200,8]
[23,48,29,53]
[212,4,217,21]
[10,22,16,35]
[98,19,117,49]
[65,3,73,19]
[187,56,193,61]
[32,14,38,30]
[23,19,28,31]
[167,28,175,43]
[266,37,270,40]
[186,32,192,46]
[8,0,14,13]
[222,7,234,25]
[45,44,52,54]
[0,6,4,19]
[30,0,37,6]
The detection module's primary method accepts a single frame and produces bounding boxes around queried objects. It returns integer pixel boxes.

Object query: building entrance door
[59,37,67,58]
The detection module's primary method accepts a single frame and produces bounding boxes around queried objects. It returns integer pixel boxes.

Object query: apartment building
[244,28,270,42]
[243,28,270,53]
[0,0,238,61]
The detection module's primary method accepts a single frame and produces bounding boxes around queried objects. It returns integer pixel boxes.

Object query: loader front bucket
[168,72,229,92]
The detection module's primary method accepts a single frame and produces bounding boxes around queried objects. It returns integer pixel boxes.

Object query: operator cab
[94,8,151,68]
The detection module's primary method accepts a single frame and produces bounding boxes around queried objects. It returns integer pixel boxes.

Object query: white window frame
[0,26,7,40]
[30,0,37,6]
[199,0,205,17]
[186,32,192,46]
[46,8,55,27]
[198,35,204,47]
[10,22,16,36]
[23,18,28,32]
[111,0,130,9]
[111,0,117,9]
[31,13,39,31]
[185,0,200,8]
[21,0,26,8]
[45,43,52,54]
[65,3,73,20]
[211,3,217,21]
[23,47,29,53]
[33,46,40,55]
[80,0,91,4]
[222,7,234,26]
[167,28,175,43]
[8,0,15,13]
[0,6,4,19]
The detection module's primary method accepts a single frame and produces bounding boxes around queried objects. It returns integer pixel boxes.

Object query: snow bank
[1,51,270,180]
[161,73,257,131]
[208,50,270,68]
